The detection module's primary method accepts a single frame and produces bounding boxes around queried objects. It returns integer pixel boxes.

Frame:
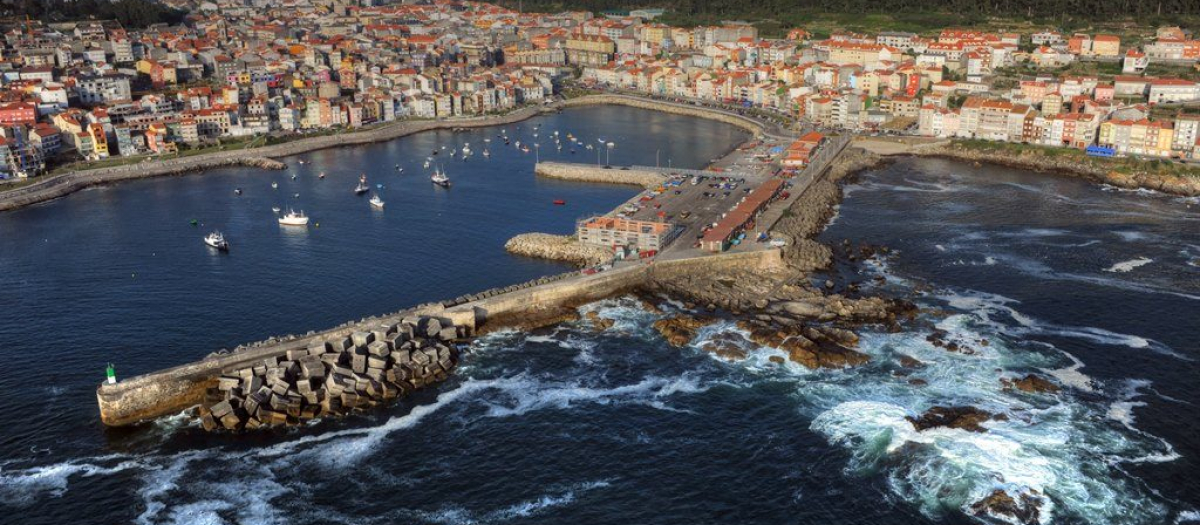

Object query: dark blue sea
[1,108,1198,524]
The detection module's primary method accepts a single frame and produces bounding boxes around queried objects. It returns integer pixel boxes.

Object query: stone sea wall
[534,161,665,188]
[504,233,614,267]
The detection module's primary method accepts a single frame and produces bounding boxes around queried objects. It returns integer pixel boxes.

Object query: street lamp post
[606,142,614,166]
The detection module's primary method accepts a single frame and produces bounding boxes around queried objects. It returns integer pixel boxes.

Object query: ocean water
[2,126,1198,523]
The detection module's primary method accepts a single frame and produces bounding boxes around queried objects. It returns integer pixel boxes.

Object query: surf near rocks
[197,317,461,432]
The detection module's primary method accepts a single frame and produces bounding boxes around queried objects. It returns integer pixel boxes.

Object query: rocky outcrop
[699,332,749,361]
[504,233,614,267]
[584,311,614,331]
[922,143,1200,197]
[197,316,460,431]
[738,319,870,369]
[906,406,1005,433]
[1003,374,1061,394]
[653,314,716,347]
[970,489,1043,525]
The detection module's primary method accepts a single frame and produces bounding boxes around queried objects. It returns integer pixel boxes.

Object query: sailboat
[369,193,384,209]
[354,174,369,195]
[431,166,451,188]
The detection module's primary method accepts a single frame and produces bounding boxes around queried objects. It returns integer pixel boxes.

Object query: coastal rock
[970,489,1043,525]
[584,311,614,331]
[1003,374,1060,394]
[741,322,869,369]
[699,332,749,361]
[504,233,613,267]
[906,406,1004,433]
[653,315,715,347]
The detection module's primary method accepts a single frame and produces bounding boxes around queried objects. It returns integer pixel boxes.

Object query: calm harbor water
[1,113,1198,524]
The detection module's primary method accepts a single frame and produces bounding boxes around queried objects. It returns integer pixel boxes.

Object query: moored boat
[278,209,310,226]
[431,167,451,188]
[204,231,229,251]
[369,193,385,209]
[354,174,369,195]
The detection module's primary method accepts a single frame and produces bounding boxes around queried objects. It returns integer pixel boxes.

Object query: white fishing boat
[354,174,369,195]
[204,231,229,251]
[431,166,451,188]
[369,193,384,209]
[278,209,310,226]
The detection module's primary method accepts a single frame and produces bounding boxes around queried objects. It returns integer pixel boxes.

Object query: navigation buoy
[106,363,117,384]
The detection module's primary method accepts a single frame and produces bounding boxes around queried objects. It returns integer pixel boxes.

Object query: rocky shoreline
[920,142,1200,197]
[504,233,614,267]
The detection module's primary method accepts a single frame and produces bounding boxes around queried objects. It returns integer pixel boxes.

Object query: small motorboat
[396,166,404,173]
[272,206,281,213]
[483,149,490,158]
[278,209,309,226]
[271,181,278,189]
[293,193,300,198]
[319,172,326,179]
[355,174,369,195]
[234,188,243,195]
[298,160,306,165]
[291,174,297,180]
[369,193,384,209]
[190,219,198,226]
[553,199,566,205]
[204,231,229,251]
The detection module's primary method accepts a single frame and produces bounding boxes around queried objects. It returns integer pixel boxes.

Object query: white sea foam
[1105,257,1154,273]
[1178,510,1200,523]
[0,456,145,507]
[940,289,1183,358]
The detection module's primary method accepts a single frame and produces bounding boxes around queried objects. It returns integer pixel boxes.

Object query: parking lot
[601,138,796,258]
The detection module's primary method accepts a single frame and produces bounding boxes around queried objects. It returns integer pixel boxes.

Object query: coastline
[856,137,1200,197]
[0,94,770,213]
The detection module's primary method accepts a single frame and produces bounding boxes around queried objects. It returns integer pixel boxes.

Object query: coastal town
[0,0,1199,181]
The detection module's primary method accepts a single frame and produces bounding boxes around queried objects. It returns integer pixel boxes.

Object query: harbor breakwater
[97,248,785,427]
[534,161,666,188]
